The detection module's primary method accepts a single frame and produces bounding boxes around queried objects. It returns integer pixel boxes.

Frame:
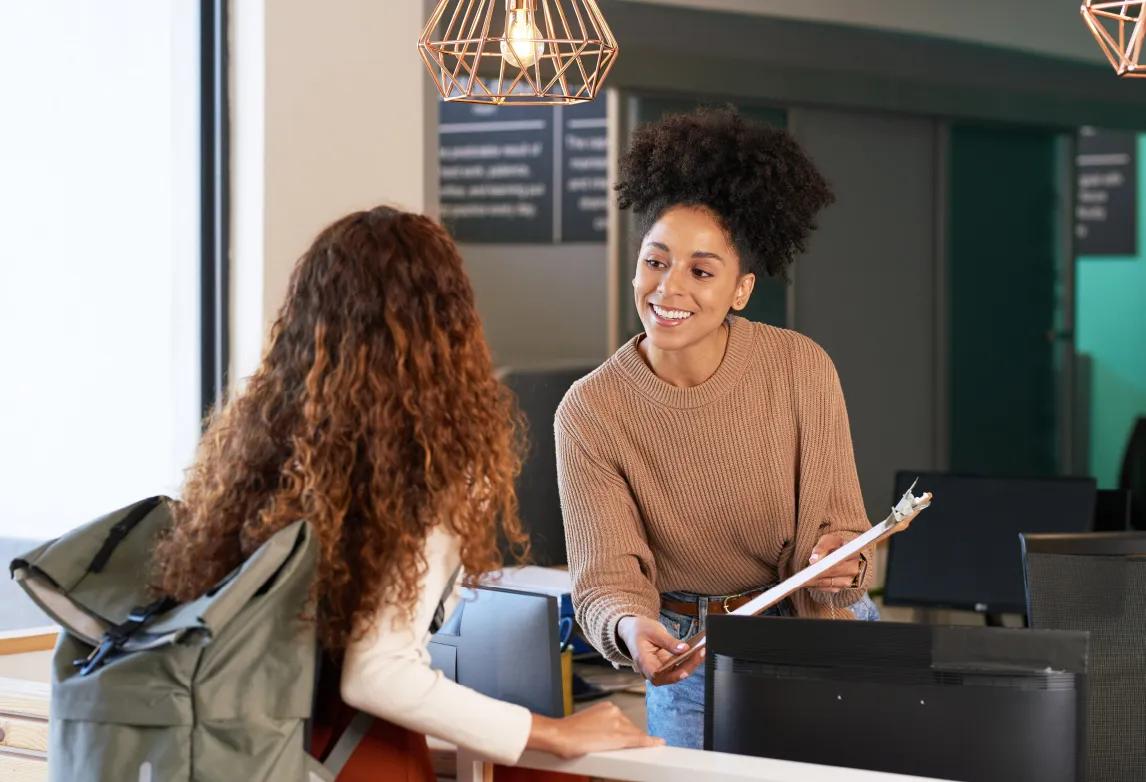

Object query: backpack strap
[305,756,335,782]
[320,711,374,777]
[87,496,163,573]
[430,565,462,634]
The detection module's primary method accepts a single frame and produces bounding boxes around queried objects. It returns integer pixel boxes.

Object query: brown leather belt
[661,587,770,618]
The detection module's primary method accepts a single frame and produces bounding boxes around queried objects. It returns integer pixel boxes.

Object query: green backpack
[9,496,356,782]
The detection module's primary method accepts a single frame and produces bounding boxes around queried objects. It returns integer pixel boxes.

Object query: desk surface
[498,745,954,782]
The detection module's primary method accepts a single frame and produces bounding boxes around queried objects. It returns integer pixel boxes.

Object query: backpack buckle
[74,637,117,677]
[71,597,177,677]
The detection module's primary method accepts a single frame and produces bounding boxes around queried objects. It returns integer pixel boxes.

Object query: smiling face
[633,205,755,352]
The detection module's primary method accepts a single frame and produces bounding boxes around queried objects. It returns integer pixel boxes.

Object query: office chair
[1022,532,1146,781]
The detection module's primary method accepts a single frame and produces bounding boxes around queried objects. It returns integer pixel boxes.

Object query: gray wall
[462,243,610,369]
[602,2,1145,132]
[619,0,1105,64]
[790,109,941,521]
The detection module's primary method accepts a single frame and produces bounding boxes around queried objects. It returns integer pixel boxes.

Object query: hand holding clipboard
[649,481,933,686]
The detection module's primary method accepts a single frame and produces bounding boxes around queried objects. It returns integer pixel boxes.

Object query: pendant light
[419,0,619,104]
[1081,1,1145,77]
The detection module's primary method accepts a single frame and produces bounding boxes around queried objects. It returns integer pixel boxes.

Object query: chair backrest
[1022,532,1146,781]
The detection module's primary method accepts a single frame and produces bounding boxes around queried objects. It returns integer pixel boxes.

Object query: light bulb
[499,1,545,68]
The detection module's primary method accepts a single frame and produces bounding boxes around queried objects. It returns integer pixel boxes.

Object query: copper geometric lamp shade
[1081,1,1146,77]
[419,0,618,104]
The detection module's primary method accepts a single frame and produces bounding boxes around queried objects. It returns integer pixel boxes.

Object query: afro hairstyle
[615,106,834,280]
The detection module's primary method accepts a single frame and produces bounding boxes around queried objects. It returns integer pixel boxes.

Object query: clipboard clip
[891,478,931,523]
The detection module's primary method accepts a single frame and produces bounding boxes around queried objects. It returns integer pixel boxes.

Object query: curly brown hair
[615,106,834,280]
[152,206,528,651]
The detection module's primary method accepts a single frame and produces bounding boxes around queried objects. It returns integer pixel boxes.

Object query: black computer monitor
[501,366,593,567]
[428,586,563,717]
[884,471,1096,614]
[1120,417,1146,530]
[705,615,1088,782]
[1094,489,1132,531]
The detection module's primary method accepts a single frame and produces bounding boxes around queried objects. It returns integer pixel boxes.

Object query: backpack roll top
[10,497,168,647]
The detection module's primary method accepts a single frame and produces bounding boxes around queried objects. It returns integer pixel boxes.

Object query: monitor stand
[984,612,1006,627]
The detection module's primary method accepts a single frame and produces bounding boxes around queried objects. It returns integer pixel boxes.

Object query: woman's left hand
[804,532,861,593]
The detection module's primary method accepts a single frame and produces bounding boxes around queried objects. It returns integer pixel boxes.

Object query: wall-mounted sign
[1076,127,1137,257]
[439,100,607,244]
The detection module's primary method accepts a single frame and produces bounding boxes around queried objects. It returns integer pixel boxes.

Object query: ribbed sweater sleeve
[805,355,877,610]
[555,417,661,665]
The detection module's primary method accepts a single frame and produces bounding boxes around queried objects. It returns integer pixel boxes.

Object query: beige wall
[619,0,1104,63]
[462,243,611,369]
[230,0,438,384]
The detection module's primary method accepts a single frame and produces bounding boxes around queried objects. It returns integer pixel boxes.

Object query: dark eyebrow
[643,241,724,262]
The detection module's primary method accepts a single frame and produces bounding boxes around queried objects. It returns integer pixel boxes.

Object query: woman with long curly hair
[558,107,879,749]
[152,206,657,777]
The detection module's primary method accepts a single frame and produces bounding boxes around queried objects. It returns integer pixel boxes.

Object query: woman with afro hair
[556,107,879,748]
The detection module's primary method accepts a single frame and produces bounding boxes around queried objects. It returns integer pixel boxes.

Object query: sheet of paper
[480,565,572,597]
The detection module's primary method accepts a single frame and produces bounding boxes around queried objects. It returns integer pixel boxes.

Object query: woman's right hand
[527,701,663,759]
[616,615,706,684]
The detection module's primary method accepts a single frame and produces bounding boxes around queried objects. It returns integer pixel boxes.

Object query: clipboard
[649,481,933,686]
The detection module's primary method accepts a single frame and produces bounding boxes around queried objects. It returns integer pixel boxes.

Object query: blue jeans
[645,591,880,749]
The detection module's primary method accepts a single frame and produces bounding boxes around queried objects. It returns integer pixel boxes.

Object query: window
[0,1,205,540]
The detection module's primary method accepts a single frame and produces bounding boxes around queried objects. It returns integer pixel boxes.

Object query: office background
[2,0,1145,621]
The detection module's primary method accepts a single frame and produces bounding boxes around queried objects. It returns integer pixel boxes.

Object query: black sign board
[439,102,553,243]
[1076,127,1137,257]
[439,100,607,244]
[560,100,608,243]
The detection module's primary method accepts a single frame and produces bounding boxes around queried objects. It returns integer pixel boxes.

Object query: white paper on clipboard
[650,481,932,682]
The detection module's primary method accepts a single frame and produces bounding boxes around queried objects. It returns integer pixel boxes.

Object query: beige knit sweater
[556,316,875,665]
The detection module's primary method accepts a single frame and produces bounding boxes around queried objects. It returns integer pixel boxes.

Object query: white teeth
[652,304,692,320]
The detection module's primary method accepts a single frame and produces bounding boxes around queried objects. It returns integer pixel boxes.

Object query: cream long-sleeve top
[556,316,876,666]
[339,525,533,765]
